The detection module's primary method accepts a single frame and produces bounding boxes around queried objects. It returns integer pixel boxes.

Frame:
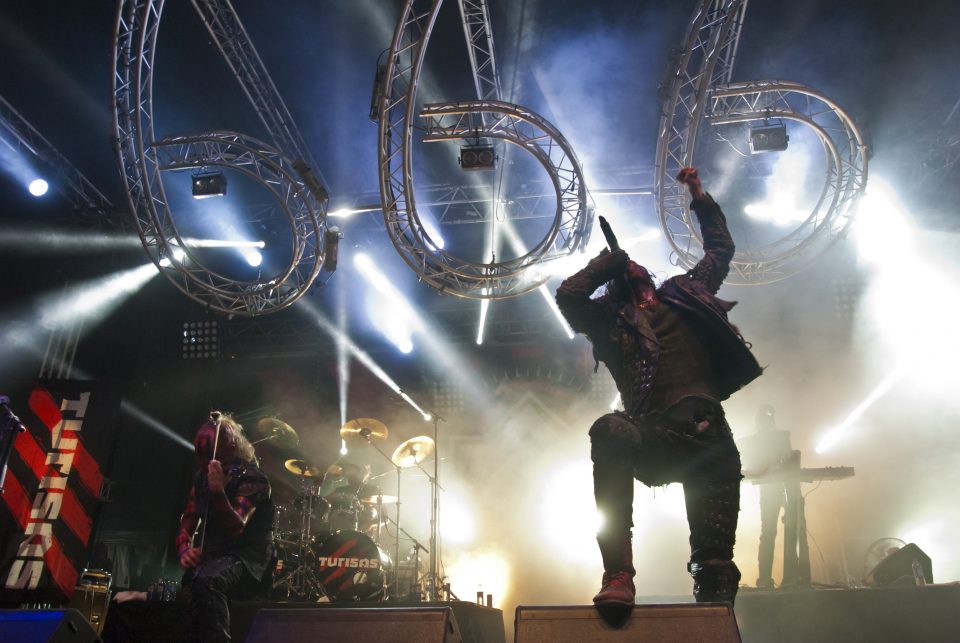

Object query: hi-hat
[253,418,300,449]
[340,418,389,443]
[391,436,435,468]
[284,459,321,477]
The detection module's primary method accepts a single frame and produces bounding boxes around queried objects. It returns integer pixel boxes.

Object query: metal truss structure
[705,81,867,281]
[0,94,119,226]
[376,0,591,300]
[457,0,502,102]
[656,0,867,284]
[112,0,330,316]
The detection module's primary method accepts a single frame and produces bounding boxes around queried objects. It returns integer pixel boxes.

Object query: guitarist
[176,413,274,642]
[556,167,762,607]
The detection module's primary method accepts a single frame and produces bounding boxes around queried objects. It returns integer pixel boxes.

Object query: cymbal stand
[382,513,430,599]
[362,432,404,599]
[425,411,444,601]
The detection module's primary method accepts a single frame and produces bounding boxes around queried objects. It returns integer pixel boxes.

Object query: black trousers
[590,397,742,568]
[182,554,260,643]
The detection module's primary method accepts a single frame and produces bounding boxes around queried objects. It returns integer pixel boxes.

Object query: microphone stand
[0,396,26,494]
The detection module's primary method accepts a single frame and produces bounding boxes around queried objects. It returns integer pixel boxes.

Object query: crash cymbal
[359,494,399,505]
[284,458,321,478]
[253,418,300,449]
[340,418,389,443]
[390,435,435,468]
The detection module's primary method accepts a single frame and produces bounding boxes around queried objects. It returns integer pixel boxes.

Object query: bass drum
[314,530,391,601]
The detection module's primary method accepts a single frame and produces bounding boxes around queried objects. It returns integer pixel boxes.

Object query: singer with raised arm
[176,412,274,643]
[556,168,762,608]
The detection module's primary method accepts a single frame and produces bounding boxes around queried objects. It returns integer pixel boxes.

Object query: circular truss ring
[377,2,591,300]
[112,0,328,315]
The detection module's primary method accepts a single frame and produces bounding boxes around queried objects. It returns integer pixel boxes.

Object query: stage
[89,584,960,643]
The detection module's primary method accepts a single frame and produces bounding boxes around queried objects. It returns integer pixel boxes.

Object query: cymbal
[253,418,299,449]
[284,458,321,478]
[340,418,389,443]
[391,435,435,468]
[359,494,399,505]
[325,461,369,482]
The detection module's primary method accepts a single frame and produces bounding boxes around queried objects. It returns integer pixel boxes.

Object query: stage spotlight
[242,248,262,267]
[191,171,227,199]
[459,144,496,171]
[749,122,789,153]
[159,245,186,268]
[28,178,49,197]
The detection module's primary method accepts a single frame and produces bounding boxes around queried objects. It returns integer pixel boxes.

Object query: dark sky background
[1,0,959,619]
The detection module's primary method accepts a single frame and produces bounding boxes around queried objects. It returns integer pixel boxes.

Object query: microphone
[598,216,621,252]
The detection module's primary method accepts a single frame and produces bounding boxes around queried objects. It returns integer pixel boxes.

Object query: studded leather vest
[556,195,762,418]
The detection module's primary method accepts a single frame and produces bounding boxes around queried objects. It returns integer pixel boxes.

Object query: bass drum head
[314,530,390,601]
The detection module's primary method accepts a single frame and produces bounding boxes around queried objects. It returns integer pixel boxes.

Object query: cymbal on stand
[391,436,435,468]
[284,458,321,478]
[340,418,389,443]
[253,418,300,449]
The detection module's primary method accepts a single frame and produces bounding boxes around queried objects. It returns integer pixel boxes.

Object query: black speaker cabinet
[515,604,742,643]
[0,609,102,642]
[866,543,933,586]
[245,606,462,643]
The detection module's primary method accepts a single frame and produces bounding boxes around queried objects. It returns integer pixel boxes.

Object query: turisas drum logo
[317,557,380,569]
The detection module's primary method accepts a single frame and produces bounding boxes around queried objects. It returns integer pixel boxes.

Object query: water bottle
[911,558,927,586]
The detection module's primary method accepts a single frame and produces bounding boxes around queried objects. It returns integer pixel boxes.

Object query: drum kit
[252,417,435,602]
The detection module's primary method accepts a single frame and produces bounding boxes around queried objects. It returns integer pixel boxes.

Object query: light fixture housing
[749,123,789,153]
[459,145,496,171]
[191,171,227,199]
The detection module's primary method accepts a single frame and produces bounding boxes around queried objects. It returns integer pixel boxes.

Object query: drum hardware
[271,458,330,601]
[392,430,445,600]
[252,418,300,448]
[390,435,435,469]
[359,493,399,505]
[284,458,321,477]
[340,417,389,443]
[313,530,391,601]
[341,418,410,598]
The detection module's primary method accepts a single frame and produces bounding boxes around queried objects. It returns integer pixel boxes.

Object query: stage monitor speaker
[867,542,934,586]
[515,604,742,643]
[245,607,462,643]
[0,609,102,642]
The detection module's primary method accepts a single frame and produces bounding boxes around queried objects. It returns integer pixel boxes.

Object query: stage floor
[98,584,960,643]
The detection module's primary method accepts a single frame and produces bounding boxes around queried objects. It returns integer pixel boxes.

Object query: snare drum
[314,530,391,601]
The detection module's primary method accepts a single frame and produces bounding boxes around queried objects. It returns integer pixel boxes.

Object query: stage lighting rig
[749,122,789,154]
[459,144,496,171]
[192,171,227,199]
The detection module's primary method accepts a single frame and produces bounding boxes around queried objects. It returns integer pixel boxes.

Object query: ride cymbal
[284,458,321,477]
[391,435,435,468]
[340,418,389,442]
[253,418,300,449]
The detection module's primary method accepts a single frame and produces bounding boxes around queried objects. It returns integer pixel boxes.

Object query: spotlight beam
[815,365,906,454]
[297,298,430,419]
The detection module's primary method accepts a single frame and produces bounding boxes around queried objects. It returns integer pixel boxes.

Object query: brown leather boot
[593,533,636,606]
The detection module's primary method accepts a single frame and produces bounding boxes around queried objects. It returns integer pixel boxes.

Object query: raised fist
[676,167,703,197]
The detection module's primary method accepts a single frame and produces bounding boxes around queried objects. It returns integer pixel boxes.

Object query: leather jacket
[556,194,762,418]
